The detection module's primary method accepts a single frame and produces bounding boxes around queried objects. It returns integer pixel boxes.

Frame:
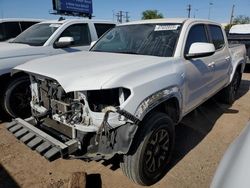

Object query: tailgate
[5,118,79,161]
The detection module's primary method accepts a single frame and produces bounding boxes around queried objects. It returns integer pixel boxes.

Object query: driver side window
[58,24,91,47]
[184,24,209,55]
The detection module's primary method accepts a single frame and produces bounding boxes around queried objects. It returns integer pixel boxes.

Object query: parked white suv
[0,18,42,42]
[0,18,115,119]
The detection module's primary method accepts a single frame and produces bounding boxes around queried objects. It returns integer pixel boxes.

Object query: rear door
[183,24,215,112]
[207,24,231,92]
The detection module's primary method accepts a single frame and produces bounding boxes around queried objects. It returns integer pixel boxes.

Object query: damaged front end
[19,75,140,160]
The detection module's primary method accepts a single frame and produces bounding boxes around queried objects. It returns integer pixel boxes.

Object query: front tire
[120,112,175,186]
[3,76,31,119]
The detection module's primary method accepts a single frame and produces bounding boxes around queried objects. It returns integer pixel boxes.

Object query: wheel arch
[230,60,245,83]
[142,96,181,125]
[134,86,182,125]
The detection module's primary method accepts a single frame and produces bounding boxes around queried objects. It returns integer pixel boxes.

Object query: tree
[233,15,250,24]
[142,10,164,20]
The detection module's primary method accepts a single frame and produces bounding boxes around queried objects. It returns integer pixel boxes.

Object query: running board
[5,118,79,161]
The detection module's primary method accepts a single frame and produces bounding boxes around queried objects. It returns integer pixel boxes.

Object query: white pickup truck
[0,19,115,118]
[7,18,246,185]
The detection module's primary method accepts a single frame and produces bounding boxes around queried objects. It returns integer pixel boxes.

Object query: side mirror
[185,42,215,59]
[90,41,97,49]
[54,37,74,48]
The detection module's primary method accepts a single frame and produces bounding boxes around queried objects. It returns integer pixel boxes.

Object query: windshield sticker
[49,24,61,28]
[154,25,180,31]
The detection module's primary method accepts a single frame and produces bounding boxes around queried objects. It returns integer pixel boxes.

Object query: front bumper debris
[5,118,79,161]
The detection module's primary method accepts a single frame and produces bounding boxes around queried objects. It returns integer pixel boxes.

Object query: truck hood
[15,51,173,92]
[0,42,41,59]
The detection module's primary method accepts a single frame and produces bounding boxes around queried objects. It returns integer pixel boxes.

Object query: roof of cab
[120,18,221,26]
[0,18,44,23]
[40,18,115,25]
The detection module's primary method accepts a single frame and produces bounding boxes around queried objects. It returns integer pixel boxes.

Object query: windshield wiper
[10,41,26,44]
[118,51,139,55]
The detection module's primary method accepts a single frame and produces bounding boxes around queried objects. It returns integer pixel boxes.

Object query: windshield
[91,23,182,57]
[12,23,61,46]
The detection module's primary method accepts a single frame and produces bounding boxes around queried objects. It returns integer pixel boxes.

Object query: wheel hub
[144,128,170,174]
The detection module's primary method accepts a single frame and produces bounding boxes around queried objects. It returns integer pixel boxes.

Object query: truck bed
[228,34,250,64]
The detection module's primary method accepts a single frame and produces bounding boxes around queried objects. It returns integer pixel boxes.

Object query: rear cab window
[94,23,116,38]
[208,25,225,50]
[2,22,22,41]
[184,24,209,54]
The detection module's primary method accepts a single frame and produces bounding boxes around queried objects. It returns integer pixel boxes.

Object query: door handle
[208,62,215,68]
[225,56,231,61]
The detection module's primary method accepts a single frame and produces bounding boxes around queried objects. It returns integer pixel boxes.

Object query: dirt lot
[0,70,249,188]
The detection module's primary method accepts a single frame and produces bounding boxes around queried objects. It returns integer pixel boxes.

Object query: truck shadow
[0,164,20,188]
[168,76,249,173]
[171,99,234,168]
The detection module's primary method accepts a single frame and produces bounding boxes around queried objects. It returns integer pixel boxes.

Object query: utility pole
[115,11,130,23]
[230,4,235,25]
[125,12,130,22]
[187,4,191,18]
[116,11,123,23]
[119,11,123,23]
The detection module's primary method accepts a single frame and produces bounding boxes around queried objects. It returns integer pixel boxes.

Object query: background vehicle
[7,18,246,186]
[228,24,250,64]
[0,18,42,42]
[0,19,115,118]
[211,121,250,188]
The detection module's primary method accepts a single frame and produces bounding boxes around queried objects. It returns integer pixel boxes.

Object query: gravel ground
[0,70,249,188]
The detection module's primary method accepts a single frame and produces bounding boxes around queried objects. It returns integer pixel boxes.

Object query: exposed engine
[30,76,132,133]
[30,77,84,125]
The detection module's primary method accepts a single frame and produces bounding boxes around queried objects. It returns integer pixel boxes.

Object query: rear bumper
[5,118,79,161]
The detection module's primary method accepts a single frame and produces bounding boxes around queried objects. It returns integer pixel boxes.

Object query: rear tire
[218,71,241,105]
[3,76,31,119]
[120,112,175,186]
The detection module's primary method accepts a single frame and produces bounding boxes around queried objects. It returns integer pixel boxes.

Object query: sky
[0,0,249,24]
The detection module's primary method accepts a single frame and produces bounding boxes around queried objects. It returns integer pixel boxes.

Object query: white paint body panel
[230,24,250,34]
[15,18,246,123]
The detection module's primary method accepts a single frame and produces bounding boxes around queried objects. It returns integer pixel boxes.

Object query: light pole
[193,9,198,18]
[208,2,213,19]
[112,10,115,22]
